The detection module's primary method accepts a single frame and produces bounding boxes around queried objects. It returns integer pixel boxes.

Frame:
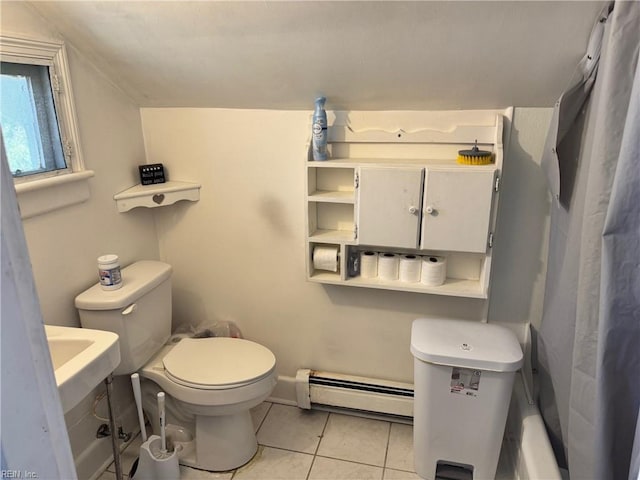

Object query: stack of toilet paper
[358,251,447,286]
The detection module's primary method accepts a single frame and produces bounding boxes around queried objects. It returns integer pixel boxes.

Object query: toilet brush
[129,379,180,479]
[132,374,147,443]
[157,392,171,459]
[129,373,147,478]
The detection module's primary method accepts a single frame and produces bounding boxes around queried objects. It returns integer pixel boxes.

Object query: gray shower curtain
[537,2,640,479]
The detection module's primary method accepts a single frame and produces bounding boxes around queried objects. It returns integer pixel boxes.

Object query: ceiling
[27,1,606,110]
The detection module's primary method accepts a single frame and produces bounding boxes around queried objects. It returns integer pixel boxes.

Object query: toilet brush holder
[131,435,180,480]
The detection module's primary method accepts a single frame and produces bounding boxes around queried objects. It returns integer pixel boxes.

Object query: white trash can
[411,318,523,480]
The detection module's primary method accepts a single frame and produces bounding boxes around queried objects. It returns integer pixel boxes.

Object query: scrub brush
[457,140,493,165]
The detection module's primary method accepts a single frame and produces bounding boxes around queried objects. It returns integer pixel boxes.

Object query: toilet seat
[162,337,276,390]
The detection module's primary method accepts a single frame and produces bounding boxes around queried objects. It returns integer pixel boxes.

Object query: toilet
[75,260,277,471]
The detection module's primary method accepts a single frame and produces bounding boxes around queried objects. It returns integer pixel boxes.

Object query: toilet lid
[163,337,276,389]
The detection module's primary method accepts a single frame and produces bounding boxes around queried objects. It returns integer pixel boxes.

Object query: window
[0,34,93,218]
[1,61,68,178]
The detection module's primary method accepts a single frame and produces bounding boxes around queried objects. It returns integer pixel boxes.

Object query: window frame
[1,61,68,177]
[0,34,94,219]
[1,34,84,182]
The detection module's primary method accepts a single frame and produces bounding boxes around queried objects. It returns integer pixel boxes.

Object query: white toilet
[75,260,277,471]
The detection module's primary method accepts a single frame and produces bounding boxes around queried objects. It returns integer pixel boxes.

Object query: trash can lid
[410,318,523,372]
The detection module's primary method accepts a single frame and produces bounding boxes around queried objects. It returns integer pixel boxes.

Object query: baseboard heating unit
[295,369,414,419]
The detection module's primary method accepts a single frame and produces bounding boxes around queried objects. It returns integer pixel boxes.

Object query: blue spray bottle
[312,96,328,161]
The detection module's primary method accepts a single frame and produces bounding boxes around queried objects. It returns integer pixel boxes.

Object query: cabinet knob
[408,206,418,215]
[425,206,435,214]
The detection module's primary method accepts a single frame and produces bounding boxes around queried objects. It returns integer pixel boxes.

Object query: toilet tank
[75,261,173,375]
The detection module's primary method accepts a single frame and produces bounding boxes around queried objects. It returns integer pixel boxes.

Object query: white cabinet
[356,166,496,253]
[357,167,423,248]
[420,167,496,253]
[305,109,512,298]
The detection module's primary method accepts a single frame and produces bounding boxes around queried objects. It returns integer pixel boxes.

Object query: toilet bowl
[74,260,278,472]
[140,337,277,471]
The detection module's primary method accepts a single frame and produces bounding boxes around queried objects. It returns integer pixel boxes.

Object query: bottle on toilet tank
[98,254,122,290]
[312,96,328,161]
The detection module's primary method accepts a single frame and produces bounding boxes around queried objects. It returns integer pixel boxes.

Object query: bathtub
[499,372,562,480]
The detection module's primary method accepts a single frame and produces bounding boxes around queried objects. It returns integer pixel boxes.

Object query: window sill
[14,171,95,219]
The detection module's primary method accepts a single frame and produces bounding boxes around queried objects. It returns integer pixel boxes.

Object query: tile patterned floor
[100,401,509,480]
[99,402,420,480]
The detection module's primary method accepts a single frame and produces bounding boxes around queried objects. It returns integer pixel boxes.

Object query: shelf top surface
[114,180,201,200]
[309,273,486,299]
[308,158,497,170]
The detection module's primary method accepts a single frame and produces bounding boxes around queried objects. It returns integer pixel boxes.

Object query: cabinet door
[356,166,423,248]
[420,168,496,253]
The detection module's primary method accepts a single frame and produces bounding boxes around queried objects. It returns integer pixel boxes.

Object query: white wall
[3,3,160,328]
[141,108,552,396]
[489,108,553,331]
[2,4,159,478]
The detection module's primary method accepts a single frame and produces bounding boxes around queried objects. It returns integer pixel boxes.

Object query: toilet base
[138,341,277,472]
[193,410,257,471]
[141,381,261,472]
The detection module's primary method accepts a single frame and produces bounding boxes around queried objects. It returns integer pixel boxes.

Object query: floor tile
[382,468,422,479]
[179,465,233,479]
[309,456,383,480]
[385,423,414,472]
[94,401,521,480]
[233,446,314,480]
[317,413,390,467]
[257,403,328,454]
[250,401,272,432]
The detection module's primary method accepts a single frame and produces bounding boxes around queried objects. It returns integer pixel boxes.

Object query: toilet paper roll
[313,245,339,272]
[360,251,378,278]
[420,256,447,286]
[399,255,421,283]
[378,253,400,281]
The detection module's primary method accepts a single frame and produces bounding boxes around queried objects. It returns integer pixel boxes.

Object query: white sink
[45,325,120,413]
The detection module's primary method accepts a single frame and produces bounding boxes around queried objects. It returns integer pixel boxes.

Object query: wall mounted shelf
[305,109,514,298]
[114,181,200,212]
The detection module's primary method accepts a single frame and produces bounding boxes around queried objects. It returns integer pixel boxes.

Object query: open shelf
[308,190,355,203]
[309,229,357,243]
[114,181,200,213]
[343,275,487,299]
